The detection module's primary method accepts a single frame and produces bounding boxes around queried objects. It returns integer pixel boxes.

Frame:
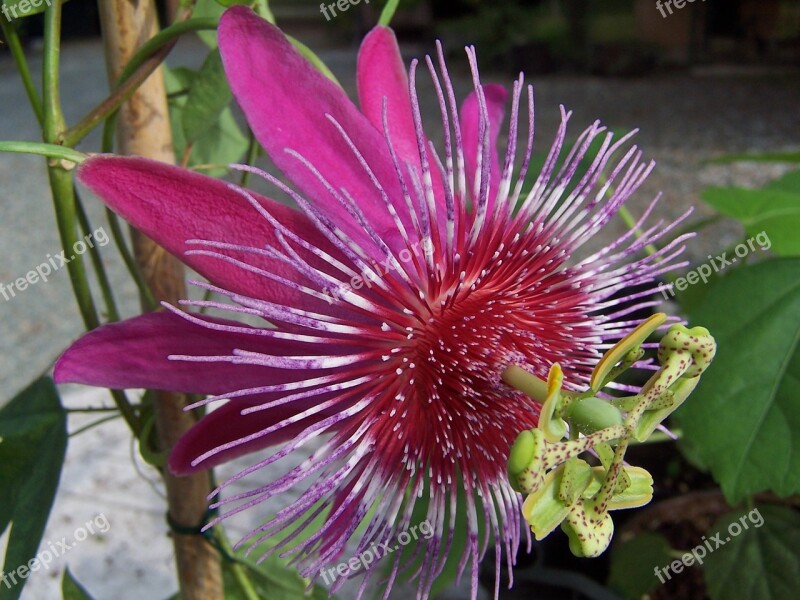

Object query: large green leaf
[164,66,248,176]
[702,186,800,257]
[674,259,800,501]
[181,50,233,145]
[766,169,800,195]
[0,377,68,600]
[703,505,800,600]
[222,540,331,600]
[607,532,672,599]
[61,567,95,600]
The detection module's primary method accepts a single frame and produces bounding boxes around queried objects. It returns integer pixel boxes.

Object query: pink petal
[357,25,447,236]
[169,394,331,474]
[461,84,508,210]
[219,7,410,257]
[53,312,308,395]
[78,156,343,314]
[357,27,419,175]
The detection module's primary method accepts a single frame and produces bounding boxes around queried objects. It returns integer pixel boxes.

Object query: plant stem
[69,414,122,437]
[60,18,218,148]
[379,0,401,26]
[617,205,660,258]
[239,128,259,187]
[105,208,159,310]
[66,406,128,413]
[0,141,86,164]
[0,16,44,126]
[75,191,121,322]
[214,529,261,600]
[96,1,223,597]
[41,2,99,330]
[502,365,549,403]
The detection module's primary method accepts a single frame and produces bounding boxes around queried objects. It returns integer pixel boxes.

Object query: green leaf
[192,0,226,48]
[1,0,70,20]
[215,0,252,7]
[61,567,95,600]
[221,546,332,600]
[766,169,800,195]
[164,66,248,175]
[0,377,67,600]
[707,150,800,165]
[182,50,233,145]
[607,532,672,599]
[702,186,800,256]
[704,505,800,600]
[674,259,800,502]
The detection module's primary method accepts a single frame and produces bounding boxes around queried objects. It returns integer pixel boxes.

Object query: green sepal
[521,459,593,540]
[561,504,615,557]
[603,466,654,510]
[538,363,568,442]
[565,396,624,436]
[507,429,546,494]
[590,313,666,391]
[657,324,717,378]
[634,375,700,442]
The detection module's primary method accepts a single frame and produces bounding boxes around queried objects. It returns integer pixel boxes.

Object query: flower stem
[0,16,44,126]
[379,0,401,26]
[60,17,219,148]
[617,205,660,257]
[69,414,122,437]
[0,141,86,165]
[214,528,261,600]
[75,191,121,322]
[502,365,549,403]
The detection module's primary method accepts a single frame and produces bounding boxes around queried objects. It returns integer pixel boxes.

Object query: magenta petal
[78,155,342,314]
[357,25,447,236]
[461,84,508,209]
[54,312,304,395]
[357,27,418,171]
[219,7,408,256]
[169,395,328,475]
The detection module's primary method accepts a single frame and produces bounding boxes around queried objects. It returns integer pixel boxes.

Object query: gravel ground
[0,32,798,600]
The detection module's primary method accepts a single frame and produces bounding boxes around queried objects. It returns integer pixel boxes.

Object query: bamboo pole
[96,2,224,598]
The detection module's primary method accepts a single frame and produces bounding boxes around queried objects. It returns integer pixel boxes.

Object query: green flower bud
[565,396,624,436]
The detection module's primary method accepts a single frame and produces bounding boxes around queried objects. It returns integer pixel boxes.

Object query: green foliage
[607,532,672,599]
[0,377,67,600]
[703,505,800,600]
[702,185,800,257]
[182,50,233,145]
[674,259,800,502]
[707,150,800,165]
[221,558,329,600]
[62,568,96,600]
[164,63,249,176]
